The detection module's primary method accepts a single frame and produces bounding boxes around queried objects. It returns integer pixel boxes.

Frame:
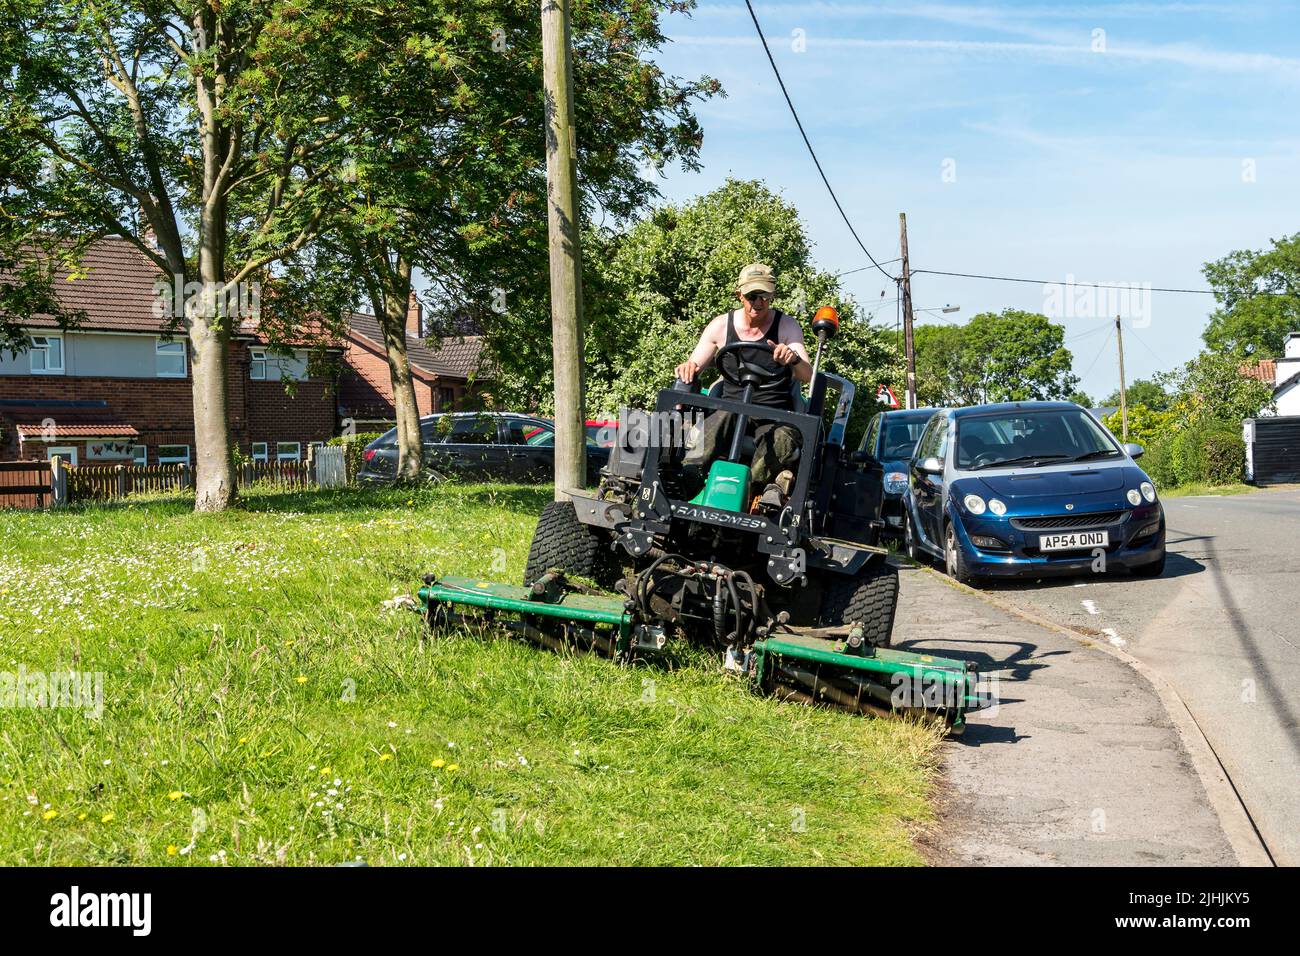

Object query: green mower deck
[418,573,980,732]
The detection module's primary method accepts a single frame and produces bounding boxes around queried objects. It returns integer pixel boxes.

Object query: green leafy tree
[520,179,902,419]
[913,309,1078,406]
[1102,377,1170,411]
[1066,390,1094,408]
[1202,233,1300,357]
[300,0,713,482]
[1157,350,1275,427]
[1102,403,1174,448]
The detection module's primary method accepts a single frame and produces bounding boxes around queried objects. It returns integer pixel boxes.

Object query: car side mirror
[916,456,943,475]
[850,450,877,464]
[1123,442,1144,459]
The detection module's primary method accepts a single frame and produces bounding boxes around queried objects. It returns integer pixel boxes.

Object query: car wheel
[1130,551,1166,578]
[904,510,922,563]
[944,521,977,586]
[425,469,447,485]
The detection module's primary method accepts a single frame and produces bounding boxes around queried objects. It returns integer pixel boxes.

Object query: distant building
[1241,332,1300,416]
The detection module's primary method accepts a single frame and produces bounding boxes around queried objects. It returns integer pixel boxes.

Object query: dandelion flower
[167,845,178,856]
[431,758,446,768]
[378,753,394,762]
[42,810,58,820]
[295,675,308,684]
[77,813,88,821]
[167,791,183,801]
[447,763,459,772]
[238,736,248,744]
[319,766,332,775]
[100,812,115,823]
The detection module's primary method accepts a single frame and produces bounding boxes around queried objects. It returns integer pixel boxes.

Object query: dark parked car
[357,412,610,485]
[901,401,1165,584]
[859,407,942,538]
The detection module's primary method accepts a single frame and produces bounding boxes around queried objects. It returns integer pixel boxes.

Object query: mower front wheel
[523,500,619,589]
[817,559,899,647]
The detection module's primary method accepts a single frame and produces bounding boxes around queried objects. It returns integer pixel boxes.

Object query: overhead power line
[744,0,899,284]
[911,268,1216,295]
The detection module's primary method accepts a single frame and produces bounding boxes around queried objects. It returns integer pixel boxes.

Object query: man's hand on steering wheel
[713,340,793,394]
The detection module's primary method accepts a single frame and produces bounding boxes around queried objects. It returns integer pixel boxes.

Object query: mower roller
[416,306,982,732]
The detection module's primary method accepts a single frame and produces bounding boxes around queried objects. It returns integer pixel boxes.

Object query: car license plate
[1040,530,1109,552]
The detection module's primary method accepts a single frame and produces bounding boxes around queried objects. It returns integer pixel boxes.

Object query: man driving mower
[674,263,812,503]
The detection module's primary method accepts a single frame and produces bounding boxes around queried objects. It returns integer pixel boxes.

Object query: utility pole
[541,0,586,500]
[899,213,916,409]
[1115,314,1129,443]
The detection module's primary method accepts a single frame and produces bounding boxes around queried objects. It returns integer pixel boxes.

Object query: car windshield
[955,409,1119,470]
[881,419,929,459]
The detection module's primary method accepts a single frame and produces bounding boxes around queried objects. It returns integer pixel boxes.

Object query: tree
[913,324,974,407]
[1,1,358,510]
[1066,390,1094,408]
[1157,350,1275,427]
[525,179,902,418]
[1102,377,1169,411]
[913,309,1078,407]
[1202,233,1300,357]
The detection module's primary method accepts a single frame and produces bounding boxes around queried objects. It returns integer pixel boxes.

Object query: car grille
[1011,510,1125,530]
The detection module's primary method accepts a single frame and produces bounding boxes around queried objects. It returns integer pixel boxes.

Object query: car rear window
[446,417,498,444]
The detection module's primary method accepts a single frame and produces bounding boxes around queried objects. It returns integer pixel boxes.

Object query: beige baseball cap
[736,263,776,296]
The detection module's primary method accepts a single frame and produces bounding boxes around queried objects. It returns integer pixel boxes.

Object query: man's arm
[674,314,726,383]
[774,314,814,383]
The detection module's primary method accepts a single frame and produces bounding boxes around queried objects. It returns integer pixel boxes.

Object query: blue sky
[646,1,1300,400]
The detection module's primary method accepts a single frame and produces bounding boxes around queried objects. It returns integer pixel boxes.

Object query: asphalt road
[978,486,1300,866]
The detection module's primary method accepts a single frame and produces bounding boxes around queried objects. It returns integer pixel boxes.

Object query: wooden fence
[3,444,354,508]
[0,460,52,509]
[67,463,192,501]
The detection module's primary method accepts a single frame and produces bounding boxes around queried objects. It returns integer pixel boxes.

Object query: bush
[1140,435,1178,489]
[329,430,386,481]
[1200,425,1246,485]
[1168,422,1245,486]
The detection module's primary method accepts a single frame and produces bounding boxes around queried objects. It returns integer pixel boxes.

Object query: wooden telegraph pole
[899,213,917,410]
[1115,314,1129,443]
[541,0,586,500]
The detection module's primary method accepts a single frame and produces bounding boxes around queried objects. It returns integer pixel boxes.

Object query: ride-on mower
[418,307,980,732]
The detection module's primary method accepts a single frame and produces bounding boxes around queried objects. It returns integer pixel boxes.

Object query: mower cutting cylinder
[417,573,980,732]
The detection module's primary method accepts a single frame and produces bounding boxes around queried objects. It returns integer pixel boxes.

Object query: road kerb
[914,561,1275,867]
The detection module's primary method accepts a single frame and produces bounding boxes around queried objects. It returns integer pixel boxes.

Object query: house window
[276,442,301,461]
[158,444,190,466]
[45,445,78,465]
[131,445,148,465]
[439,387,456,410]
[250,349,266,380]
[156,338,187,377]
[30,334,64,374]
[251,442,268,463]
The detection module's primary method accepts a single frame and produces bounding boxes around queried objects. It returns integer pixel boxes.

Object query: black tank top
[719,309,793,409]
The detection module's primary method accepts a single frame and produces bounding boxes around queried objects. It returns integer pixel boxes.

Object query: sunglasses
[743,291,773,303]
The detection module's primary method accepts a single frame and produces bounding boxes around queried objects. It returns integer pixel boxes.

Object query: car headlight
[963,494,986,515]
[883,472,908,494]
[1141,481,1156,503]
[1126,489,1142,506]
[988,498,1007,516]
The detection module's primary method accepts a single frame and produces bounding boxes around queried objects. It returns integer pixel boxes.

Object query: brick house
[338,295,487,431]
[0,237,341,465]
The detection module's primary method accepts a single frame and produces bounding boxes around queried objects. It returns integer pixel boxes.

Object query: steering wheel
[713,340,792,396]
[970,451,1001,468]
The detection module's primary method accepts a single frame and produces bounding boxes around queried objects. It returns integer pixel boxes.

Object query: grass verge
[0,484,941,865]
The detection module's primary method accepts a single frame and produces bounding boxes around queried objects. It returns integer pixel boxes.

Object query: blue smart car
[901,402,1166,584]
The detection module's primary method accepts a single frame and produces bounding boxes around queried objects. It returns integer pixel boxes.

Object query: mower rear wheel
[817,560,899,647]
[523,500,619,589]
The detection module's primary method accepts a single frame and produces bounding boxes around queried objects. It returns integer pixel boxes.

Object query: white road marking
[1101,627,1126,647]
[1081,599,1099,615]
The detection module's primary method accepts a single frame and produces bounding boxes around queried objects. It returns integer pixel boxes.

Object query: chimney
[1285,332,1300,361]
[407,291,424,339]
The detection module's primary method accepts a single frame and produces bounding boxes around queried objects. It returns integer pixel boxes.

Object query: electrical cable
[744,0,899,284]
